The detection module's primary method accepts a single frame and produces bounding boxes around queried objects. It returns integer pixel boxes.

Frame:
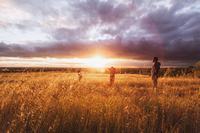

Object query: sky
[0,0,200,67]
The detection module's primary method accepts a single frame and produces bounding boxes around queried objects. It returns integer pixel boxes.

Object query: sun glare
[84,55,108,68]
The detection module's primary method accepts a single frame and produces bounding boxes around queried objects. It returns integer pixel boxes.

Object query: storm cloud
[1,38,200,61]
[0,0,200,63]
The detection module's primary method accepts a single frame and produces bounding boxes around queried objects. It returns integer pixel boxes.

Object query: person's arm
[151,64,155,74]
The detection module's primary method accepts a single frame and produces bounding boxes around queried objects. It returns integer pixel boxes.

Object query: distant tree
[195,61,200,68]
[194,61,200,78]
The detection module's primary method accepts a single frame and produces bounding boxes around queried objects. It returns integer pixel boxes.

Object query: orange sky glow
[0,56,191,68]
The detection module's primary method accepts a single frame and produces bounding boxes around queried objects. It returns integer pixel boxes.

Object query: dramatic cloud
[0,0,200,64]
[1,38,199,61]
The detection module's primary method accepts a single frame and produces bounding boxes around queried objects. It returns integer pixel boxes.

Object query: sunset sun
[84,55,108,68]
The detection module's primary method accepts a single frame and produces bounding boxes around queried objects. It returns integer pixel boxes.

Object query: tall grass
[0,72,199,133]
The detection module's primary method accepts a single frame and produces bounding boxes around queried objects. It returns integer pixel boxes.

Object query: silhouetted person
[77,69,82,82]
[151,57,161,90]
[109,66,116,86]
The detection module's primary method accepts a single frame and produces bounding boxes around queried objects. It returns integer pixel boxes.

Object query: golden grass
[0,72,199,133]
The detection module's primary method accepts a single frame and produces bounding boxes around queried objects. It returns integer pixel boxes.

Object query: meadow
[0,72,199,133]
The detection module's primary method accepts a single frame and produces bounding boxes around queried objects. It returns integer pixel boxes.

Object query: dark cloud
[0,42,31,57]
[69,0,133,24]
[166,40,200,60]
[0,37,200,61]
[52,28,86,41]
[49,0,135,41]
[141,5,200,42]
[9,0,200,42]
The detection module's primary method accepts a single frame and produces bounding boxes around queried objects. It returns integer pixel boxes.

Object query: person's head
[153,57,158,62]
[111,66,115,69]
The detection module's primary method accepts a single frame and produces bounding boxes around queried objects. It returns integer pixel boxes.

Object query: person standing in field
[151,57,161,90]
[109,66,116,86]
[77,69,83,82]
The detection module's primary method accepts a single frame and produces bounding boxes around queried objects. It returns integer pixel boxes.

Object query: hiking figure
[77,69,82,82]
[109,66,116,86]
[151,57,161,90]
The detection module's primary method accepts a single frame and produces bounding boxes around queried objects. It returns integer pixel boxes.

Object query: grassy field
[0,72,199,133]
